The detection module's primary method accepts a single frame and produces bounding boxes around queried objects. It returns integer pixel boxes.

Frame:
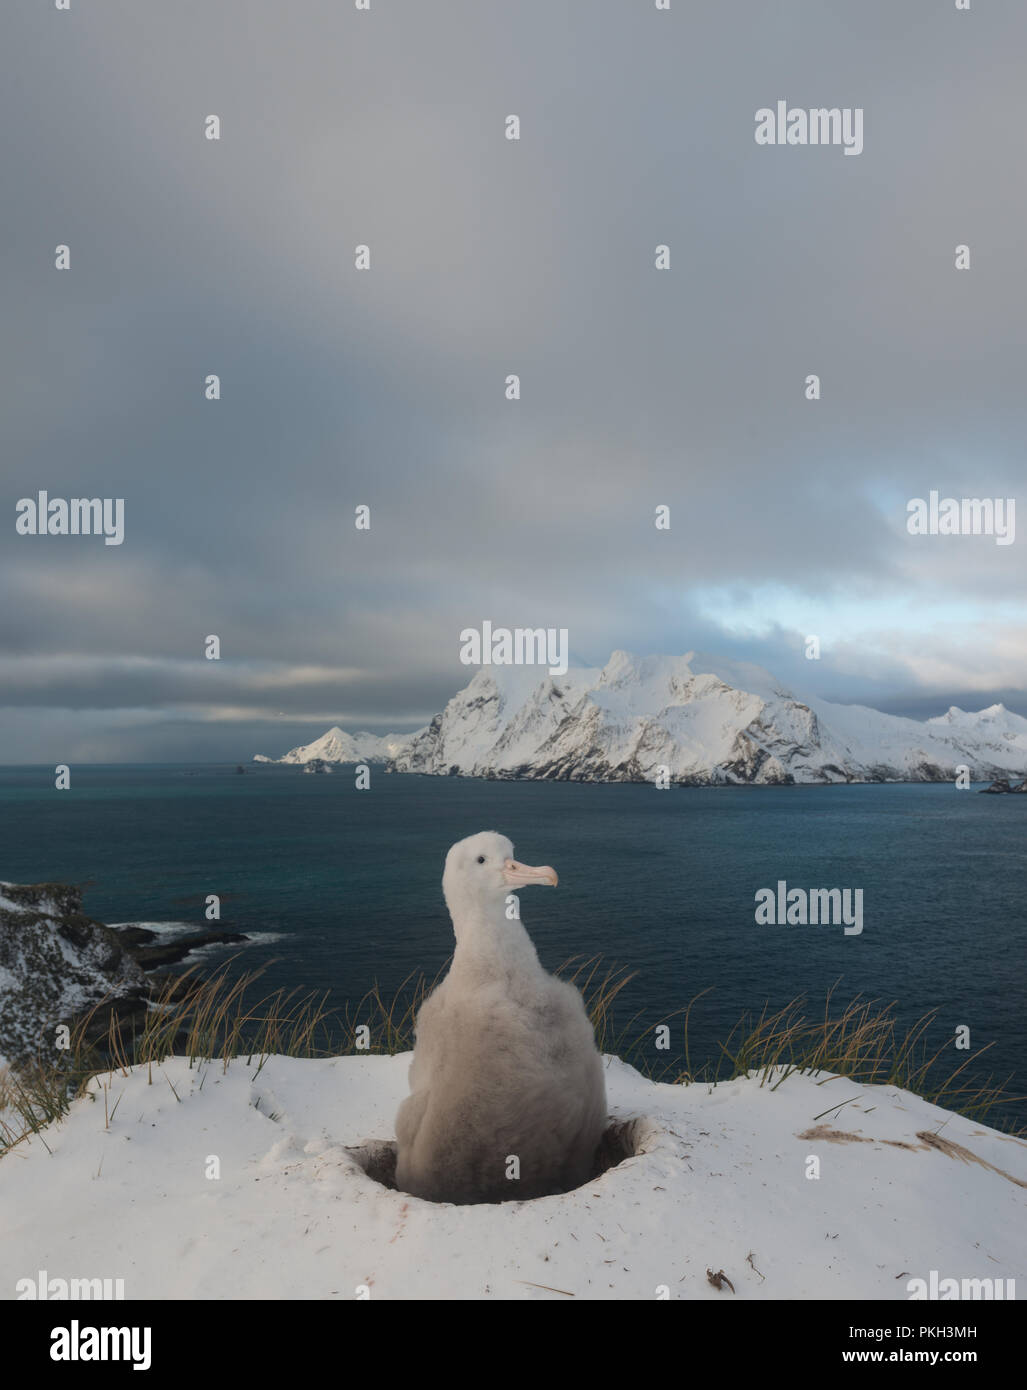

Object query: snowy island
[255,651,1027,786]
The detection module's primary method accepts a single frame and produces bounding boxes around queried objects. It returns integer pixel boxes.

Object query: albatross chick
[394,831,607,1204]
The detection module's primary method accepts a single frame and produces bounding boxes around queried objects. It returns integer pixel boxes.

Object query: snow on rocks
[0,883,147,1066]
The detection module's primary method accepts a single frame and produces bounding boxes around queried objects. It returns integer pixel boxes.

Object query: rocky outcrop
[0,884,251,1066]
[0,883,147,1065]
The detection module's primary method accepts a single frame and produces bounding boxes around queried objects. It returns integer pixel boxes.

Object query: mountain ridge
[255,652,1027,785]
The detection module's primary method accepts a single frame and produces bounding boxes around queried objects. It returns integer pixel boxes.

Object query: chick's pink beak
[502,858,558,888]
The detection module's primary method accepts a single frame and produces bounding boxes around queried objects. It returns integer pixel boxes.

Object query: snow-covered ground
[1,1054,1022,1300]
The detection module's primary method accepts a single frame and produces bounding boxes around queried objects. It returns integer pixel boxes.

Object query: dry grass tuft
[1,962,1021,1156]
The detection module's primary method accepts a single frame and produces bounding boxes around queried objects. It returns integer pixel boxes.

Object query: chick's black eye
[477,855,486,864]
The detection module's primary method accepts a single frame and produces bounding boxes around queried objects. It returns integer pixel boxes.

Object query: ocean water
[1,764,1023,1128]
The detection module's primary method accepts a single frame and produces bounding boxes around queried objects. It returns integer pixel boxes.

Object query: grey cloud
[1,1,1025,760]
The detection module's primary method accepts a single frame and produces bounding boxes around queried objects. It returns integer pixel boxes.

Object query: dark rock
[109,926,158,947]
[125,930,249,969]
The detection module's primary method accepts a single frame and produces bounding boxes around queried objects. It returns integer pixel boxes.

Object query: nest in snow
[344,1116,646,1202]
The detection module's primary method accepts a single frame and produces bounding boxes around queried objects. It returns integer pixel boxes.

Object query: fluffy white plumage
[394,831,607,1204]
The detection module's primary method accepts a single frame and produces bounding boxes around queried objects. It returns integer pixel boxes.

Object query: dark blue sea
[2,764,1023,1128]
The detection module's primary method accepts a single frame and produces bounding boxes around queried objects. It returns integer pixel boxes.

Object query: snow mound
[1,1053,1022,1299]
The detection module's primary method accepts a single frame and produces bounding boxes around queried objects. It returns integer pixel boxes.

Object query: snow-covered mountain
[389,650,1027,785]
[254,726,410,765]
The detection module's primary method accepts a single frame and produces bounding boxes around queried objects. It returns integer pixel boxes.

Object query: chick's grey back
[395,971,606,1204]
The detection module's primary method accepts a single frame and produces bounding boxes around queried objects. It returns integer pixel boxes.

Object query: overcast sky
[2,0,1025,762]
